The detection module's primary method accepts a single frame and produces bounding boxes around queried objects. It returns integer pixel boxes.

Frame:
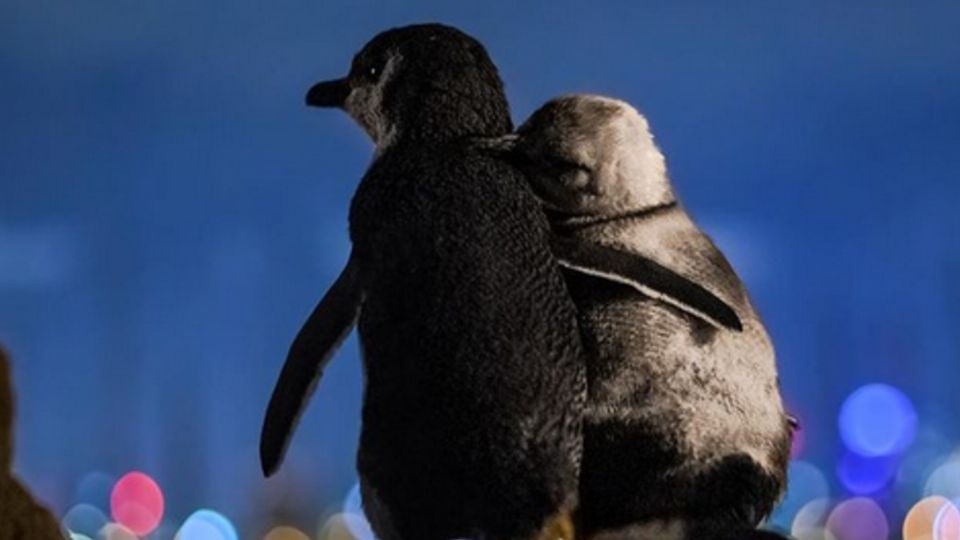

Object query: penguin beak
[305,78,350,108]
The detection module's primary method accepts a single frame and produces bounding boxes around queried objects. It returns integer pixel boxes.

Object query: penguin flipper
[259,252,362,477]
[551,236,743,331]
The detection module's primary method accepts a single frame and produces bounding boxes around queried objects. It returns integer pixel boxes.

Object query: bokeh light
[769,461,830,529]
[99,523,138,540]
[837,451,899,494]
[341,482,375,540]
[935,501,960,540]
[793,498,833,539]
[343,482,362,514]
[176,509,238,540]
[794,528,837,540]
[69,534,93,540]
[825,498,889,540]
[897,431,956,496]
[176,519,222,540]
[793,529,837,540]
[926,460,960,502]
[263,526,310,540]
[903,496,960,540]
[320,513,365,540]
[61,503,108,537]
[838,384,917,457]
[110,471,164,536]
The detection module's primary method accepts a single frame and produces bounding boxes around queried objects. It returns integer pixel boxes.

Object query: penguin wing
[551,236,743,331]
[260,252,362,476]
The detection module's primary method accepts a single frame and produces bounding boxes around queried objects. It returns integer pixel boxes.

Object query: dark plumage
[260,24,585,540]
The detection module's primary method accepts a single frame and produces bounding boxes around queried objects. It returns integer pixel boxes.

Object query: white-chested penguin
[259,24,585,540]
[0,347,66,540]
[500,95,793,540]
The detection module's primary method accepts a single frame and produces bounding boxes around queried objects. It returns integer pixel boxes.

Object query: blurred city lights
[343,482,363,514]
[62,503,108,538]
[794,529,835,540]
[342,512,375,540]
[176,518,223,540]
[838,384,917,457]
[837,451,899,494]
[792,498,833,539]
[925,460,960,501]
[896,430,956,495]
[934,501,960,540]
[177,509,238,540]
[769,460,830,528]
[825,498,889,540]
[263,526,310,540]
[341,482,375,540]
[110,471,164,536]
[100,523,139,540]
[320,513,363,540]
[903,496,960,540]
[41,388,959,539]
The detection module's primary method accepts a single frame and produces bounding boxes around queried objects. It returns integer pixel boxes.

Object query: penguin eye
[350,54,384,82]
[358,61,386,83]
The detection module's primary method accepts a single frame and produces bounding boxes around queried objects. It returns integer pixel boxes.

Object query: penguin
[499,95,793,540]
[260,24,585,540]
[0,347,66,540]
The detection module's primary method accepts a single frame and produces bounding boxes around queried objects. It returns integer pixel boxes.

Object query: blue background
[1,1,958,537]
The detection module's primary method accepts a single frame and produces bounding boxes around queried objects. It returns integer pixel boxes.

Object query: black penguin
[503,95,792,540]
[260,25,584,540]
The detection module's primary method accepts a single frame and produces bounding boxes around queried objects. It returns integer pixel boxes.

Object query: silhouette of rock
[0,346,65,539]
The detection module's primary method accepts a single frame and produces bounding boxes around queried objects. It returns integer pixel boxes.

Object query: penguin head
[511,95,673,216]
[306,24,512,150]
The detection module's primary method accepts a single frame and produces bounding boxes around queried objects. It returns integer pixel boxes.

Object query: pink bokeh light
[110,471,164,536]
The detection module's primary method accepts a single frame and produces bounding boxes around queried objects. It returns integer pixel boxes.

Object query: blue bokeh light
[176,519,222,540]
[342,482,376,540]
[839,384,917,457]
[837,451,899,495]
[61,503,108,538]
[925,460,960,502]
[177,509,238,540]
[768,461,830,529]
[342,482,362,515]
[790,498,832,538]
